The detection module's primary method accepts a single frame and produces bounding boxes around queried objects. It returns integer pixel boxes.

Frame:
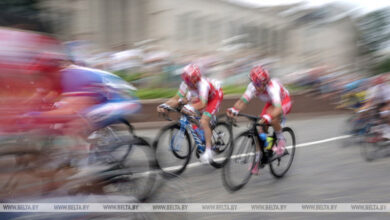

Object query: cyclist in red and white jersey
[157,64,224,163]
[227,65,292,174]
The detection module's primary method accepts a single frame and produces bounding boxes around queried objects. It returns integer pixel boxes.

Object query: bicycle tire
[210,121,234,168]
[153,123,192,178]
[222,131,256,191]
[102,136,157,202]
[269,127,296,178]
[87,119,134,167]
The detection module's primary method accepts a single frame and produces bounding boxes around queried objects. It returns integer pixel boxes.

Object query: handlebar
[225,111,268,131]
[159,104,199,124]
[237,113,261,121]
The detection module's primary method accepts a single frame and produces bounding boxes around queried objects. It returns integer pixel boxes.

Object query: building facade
[41,0,359,74]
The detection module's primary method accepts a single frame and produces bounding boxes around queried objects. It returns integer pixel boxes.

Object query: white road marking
[160,135,352,171]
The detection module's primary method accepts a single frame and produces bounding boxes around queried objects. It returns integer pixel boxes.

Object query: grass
[136,85,247,99]
[136,88,178,99]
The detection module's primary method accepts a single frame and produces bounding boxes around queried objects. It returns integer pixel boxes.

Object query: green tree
[0,0,51,33]
[357,7,390,56]
[373,57,390,74]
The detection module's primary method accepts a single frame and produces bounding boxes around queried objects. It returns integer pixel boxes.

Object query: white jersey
[367,84,390,105]
[178,77,221,104]
[241,79,290,107]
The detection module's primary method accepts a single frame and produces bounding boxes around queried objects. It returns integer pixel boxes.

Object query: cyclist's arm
[42,90,60,103]
[42,96,97,116]
[161,82,188,108]
[234,83,256,111]
[233,99,247,112]
[165,94,181,108]
[192,100,206,111]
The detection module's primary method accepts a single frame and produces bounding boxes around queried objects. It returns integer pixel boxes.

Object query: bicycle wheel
[101,136,157,202]
[87,120,134,167]
[269,127,296,178]
[222,131,256,191]
[210,121,234,168]
[153,123,191,177]
[360,128,390,162]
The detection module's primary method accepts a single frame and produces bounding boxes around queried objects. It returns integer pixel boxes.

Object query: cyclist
[360,75,390,140]
[157,64,223,163]
[227,65,292,174]
[22,52,141,172]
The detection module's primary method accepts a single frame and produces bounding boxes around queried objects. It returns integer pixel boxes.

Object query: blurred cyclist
[157,64,223,163]
[360,75,390,140]
[31,55,140,132]
[227,65,292,174]
[23,51,141,171]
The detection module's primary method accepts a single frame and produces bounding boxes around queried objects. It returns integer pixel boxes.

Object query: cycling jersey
[61,65,135,102]
[177,77,221,104]
[177,77,223,117]
[367,84,390,105]
[241,80,290,108]
[60,65,140,127]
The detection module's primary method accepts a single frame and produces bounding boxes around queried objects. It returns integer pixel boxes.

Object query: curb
[139,94,242,104]
[131,111,350,130]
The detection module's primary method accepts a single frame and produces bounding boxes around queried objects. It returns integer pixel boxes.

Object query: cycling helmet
[181,64,201,87]
[249,65,270,87]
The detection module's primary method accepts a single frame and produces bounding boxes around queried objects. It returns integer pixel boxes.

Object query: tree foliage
[357,7,390,55]
[0,0,51,33]
[373,57,390,74]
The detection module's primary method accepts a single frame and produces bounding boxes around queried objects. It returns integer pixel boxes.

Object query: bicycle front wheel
[222,131,256,191]
[102,136,157,202]
[269,127,296,178]
[153,123,191,177]
[210,121,234,168]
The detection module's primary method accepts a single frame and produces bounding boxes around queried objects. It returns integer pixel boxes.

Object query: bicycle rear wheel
[210,121,234,168]
[269,127,296,178]
[222,131,256,191]
[101,136,157,202]
[153,123,191,177]
[360,130,390,161]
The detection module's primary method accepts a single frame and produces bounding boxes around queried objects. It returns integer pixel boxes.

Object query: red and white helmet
[181,64,201,87]
[249,65,270,87]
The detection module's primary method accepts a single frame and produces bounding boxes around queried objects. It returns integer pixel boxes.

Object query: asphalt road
[137,113,390,220]
[3,113,390,220]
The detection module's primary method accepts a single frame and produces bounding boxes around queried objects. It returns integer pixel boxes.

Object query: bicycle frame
[241,119,276,165]
[178,115,203,152]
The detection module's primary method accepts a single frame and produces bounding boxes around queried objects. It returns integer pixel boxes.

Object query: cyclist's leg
[248,102,273,173]
[268,95,292,155]
[200,114,212,148]
[200,89,223,162]
[202,90,223,148]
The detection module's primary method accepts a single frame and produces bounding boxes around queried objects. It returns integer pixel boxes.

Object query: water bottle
[193,125,205,153]
[266,136,274,150]
[259,133,268,147]
[198,129,205,143]
[173,129,185,151]
[193,124,205,143]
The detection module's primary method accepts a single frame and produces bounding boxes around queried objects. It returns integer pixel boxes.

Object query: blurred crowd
[66,40,272,88]
[286,65,390,111]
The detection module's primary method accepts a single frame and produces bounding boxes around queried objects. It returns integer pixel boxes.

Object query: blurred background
[1,1,390,219]
[2,0,389,99]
